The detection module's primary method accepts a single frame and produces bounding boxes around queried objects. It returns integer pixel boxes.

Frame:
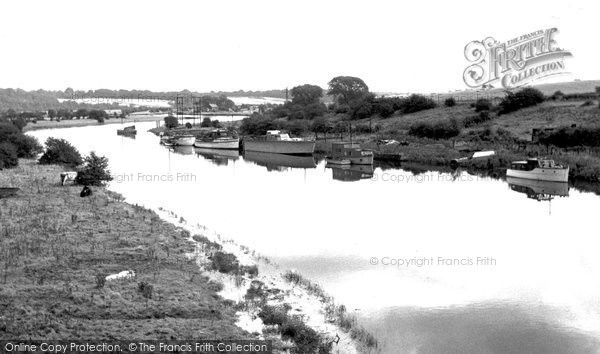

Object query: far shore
[23,114,168,132]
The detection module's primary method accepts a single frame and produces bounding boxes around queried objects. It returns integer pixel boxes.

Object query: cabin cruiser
[506,158,569,182]
[194,129,239,150]
[243,130,315,155]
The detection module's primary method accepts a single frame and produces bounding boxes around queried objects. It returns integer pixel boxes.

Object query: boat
[326,158,351,165]
[329,142,373,165]
[194,129,239,150]
[117,125,137,135]
[172,135,196,146]
[243,130,315,155]
[506,158,569,182]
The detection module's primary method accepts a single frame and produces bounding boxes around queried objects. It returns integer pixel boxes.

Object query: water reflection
[195,148,240,166]
[242,151,316,171]
[171,145,195,155]
[327,164,374,182]
[507,177,570,201]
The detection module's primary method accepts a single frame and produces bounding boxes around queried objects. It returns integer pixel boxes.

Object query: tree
[39,137,83,167]
[291,84,323,106]
[327,76,369,105]
[47,109,57,120]
[444,97,456,107]
[75,108,89,119]
[75,152,113,186]
[201,117,212,127]
[164,115,178,129]
[0,143,18,170]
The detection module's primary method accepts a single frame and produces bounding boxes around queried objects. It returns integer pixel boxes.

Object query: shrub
[498,87,545,115]
[39,137,83,167]
[258,305,289,326]
[0,122,42,158]
[398,94,436,114]
[75,152,113,186]
[211,251,240,274]
[201,117,212,127]
[164,115,178,129]
[474,98,492,112]
[538,126,600,147]
[95,274,106,289]
[138,282,153,299]
[239,114,276,136]
[13,135,43,158]
[408,119,461,139]
[444,97,456,107]
[185,122,192,129]
[0,143,18,170]
[463,111,492,127]
[281,318,322,354]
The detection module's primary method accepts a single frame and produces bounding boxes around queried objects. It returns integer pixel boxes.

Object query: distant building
[104,109,122,116]
[208,104,219,112]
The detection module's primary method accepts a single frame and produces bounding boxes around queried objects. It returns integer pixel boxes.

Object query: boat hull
[194,138,239,150]
[506,167,569,182]
[347,154,373,165]
[244,140,315,155]
[173,137,196,146]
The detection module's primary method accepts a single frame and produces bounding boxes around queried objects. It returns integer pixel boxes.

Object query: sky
[0,0,598,93]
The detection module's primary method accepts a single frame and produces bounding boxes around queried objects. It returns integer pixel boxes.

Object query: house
[208,104,219,112]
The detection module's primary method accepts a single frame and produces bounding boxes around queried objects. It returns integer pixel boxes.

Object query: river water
[29,122,600,353]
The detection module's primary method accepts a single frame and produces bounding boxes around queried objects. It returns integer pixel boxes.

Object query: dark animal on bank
[80,186,92,197]
[60,171,78,186]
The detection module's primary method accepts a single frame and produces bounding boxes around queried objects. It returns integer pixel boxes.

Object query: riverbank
[0,159,373,353]
[23,114,167,132]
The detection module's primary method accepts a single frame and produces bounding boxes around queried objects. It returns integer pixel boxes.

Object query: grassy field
[0,160,250,340]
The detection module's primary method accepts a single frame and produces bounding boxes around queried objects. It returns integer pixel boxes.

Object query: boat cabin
[510,158,559,171]
[331,142,370,158]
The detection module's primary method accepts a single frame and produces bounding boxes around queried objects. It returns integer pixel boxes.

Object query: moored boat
[326,158,351,165]
[506,158,569,182]
[172,135,196,146]
[117,125,137,135]
[329,142,373,165]
[243,130,315,155]
[194,129,239,150]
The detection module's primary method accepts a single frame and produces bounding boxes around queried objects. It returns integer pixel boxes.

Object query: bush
[75,152,113,186]
[408,119,461,139]
[0,122,42,158]
[0,143,18,170]
[281,318,322,354]
[498,87,545,115]
[538,126,600,147]
[185,122,192,129]
[444,97,456,107]
[474,98,492,112]
[138,282,153,299]
[211,251,239,274]
[239,114,276,136]
[463,111,492,127]
[258,305,289,326]
[164,115,178,129]
[201,117,212,127]
[397,94,436,114]
[39,137,83,167]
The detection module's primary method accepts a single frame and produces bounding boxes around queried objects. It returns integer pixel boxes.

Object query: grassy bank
[23,115,166,132]
[0,159,250,339]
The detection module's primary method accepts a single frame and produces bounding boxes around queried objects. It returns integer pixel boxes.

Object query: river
[29,122,600,353]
